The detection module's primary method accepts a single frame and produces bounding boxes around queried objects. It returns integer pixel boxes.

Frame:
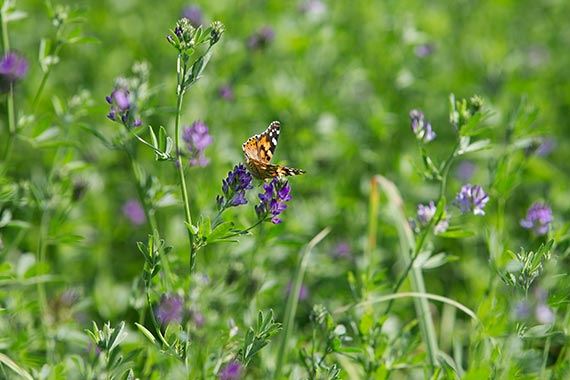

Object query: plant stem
[373,176,439,370]
[37,210,54,363]
[126,148,172,287]
[273,227,331,379]
[386,141,460,309]
[1,11,16,162]
[366,177,379,282]
[174,55,195,271]
[31,70,50,111]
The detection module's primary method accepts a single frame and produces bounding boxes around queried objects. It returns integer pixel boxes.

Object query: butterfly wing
[243,120,305,179]
[246,159,306,179]
[242,121,281,163]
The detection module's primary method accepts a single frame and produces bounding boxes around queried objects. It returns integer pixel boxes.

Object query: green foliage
[1,0,570,379]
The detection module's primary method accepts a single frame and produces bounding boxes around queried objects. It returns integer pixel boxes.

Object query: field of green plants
[1,0,569,378]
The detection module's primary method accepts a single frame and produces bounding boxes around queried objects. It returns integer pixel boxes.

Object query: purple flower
[332,242,352,259]
[122,199,146,225]
[535,304,555,324]
[182,5,203,27]
[247,26,275,51]
[520,202,553,235]
[255,179,292,224]
[105,86,141,128]
[299,0,327,17]
[219,360,242,380]
[512,301,531,320]
[156,294,184,326]
[454,184,489,216]
[417,201,436,225]
[415,43,435,58]
[415,201,449,234]
[218,85,234,101]
[456,161,476,182]
[192,311,205,328]
[183,120,213,167]
[217,164,254,209]
[409,109,436,143]
[535,138,556,157]
[0,52,28,92]
[286,281,309,301]
[0,52,28,80]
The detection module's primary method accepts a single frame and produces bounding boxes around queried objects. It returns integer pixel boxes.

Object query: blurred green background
[2,0,570,377]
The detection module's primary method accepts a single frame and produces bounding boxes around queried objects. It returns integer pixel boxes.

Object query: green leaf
[438,226,475,239]
[4,10,27,22]
[207,221,235,243]
[135,322,157,345]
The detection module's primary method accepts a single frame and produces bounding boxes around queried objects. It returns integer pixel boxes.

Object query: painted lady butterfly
[242,121,306,179]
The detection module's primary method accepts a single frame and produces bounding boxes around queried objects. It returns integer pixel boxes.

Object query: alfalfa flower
[156,294,184,326]
[409,109,436,143]
[454,184,489,216]
[183,120,213,167]
[415,201,449,234]
[218,360,242,380]
[218,84,234,101]
[122,199,146,225]
[520,202,553,235]
[105,85,142,128]
[247,26,275,51]
[0,52,28,92]
[255,179,292,224]
[217,164,254,209]
[182,5,203,27]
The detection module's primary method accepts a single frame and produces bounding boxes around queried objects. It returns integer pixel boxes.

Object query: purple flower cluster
[415,43,435,58]
[247,26,275,51]
[0,52,28,92]
[218,84,234,101]
[512,288,555,324]
[218,360,242,380]
[455,161,476,182]
[182,5,203,27]
[217,164,254,209]
[122,199,146,225]
[520,202,553,235]
[105,87,142,128]
[416,201,449,234]
[454,184,488,216]
[183,120,213,167]
[409,109,436,143]
[332,242,352,260]
[156,294,184,326]
[255,179,292,224]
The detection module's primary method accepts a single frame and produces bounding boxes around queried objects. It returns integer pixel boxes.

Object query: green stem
[222,218,266,239]
[174,55,195,271]
[36,210,54,363]
[373,176,439,371]
[386,141,460,309]
[126,148,172,287]
[540,336,551,379]
[1,11,16,162]
[366,177,379,282]
[273,227,331,379]
[31,70,50,111]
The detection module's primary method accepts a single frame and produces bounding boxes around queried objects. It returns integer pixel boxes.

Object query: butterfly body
[242,121,305,180]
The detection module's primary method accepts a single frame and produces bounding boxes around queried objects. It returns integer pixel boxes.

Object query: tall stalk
[173,57,195,270]
[374,175,439,370]
[1,9,16,162]
[273,227,331,379]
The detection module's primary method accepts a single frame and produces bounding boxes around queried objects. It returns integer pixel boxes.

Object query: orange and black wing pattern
[242,121,305,180]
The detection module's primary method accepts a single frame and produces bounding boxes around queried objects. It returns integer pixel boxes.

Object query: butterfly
[242,121,306,179]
